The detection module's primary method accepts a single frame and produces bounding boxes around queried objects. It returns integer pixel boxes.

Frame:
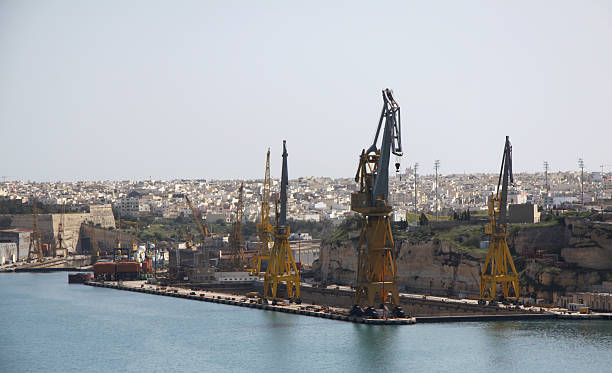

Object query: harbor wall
[190,282,525,317]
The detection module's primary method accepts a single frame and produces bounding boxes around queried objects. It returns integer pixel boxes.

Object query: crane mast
[250,149,272,274]
[350,89,405,318]
[185,195,212,281]
[55,203,66,257]
[480,136,520,302]
[264,141,301,302]
[228,183,245,270]
[27,199,44,262]
[185,195,211,241]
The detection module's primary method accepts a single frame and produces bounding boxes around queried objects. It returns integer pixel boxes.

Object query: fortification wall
[79,225,135,254]
[4,205,116,253]
[88,205,116,227]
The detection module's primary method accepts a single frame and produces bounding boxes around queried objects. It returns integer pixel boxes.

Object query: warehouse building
[0,229,31,261]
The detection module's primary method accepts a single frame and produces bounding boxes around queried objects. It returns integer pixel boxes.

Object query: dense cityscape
[1,169,610,222]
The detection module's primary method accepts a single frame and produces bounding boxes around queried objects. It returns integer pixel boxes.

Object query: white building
[116,191,150,217]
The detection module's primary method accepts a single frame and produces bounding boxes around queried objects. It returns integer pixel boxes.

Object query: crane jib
[370,89,403,204]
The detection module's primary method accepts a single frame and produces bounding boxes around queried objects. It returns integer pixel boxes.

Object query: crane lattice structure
[349,89,405,319]
[250,149,272,274]
[27,199,44,262]
[55,203,66,257]
[264,141,300,301]
[131,218,140,257]
[185,195,211,242]
[480,136,520,302]
[185,195,212,278]
[228,183,245,270]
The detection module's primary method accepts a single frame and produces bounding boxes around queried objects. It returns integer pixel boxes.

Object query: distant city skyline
[1,167,608,184]
[1,1,610,181]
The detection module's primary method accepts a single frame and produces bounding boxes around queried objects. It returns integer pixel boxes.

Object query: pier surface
[82,280,612,323]
[84,281,416,325]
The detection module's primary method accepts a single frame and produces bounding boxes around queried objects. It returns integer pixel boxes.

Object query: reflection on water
[1,273,611,373]
[353,323,399,371]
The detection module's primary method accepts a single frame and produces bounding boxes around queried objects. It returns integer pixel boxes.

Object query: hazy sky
[1,1,610,181]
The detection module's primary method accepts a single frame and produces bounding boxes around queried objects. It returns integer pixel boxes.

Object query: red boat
[68,273,93,283]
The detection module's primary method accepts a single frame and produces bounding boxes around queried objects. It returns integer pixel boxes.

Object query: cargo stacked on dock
[116,261,139,280]
[94,260,140,280]
[93,259,154,281]
[93,261,115,280]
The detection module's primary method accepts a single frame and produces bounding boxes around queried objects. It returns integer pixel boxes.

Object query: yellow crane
[55,203,66,257]
[27,199,44,262]
[228,183,245,270]
[185,195,214,281]
[185,195,211,241]
[264,141,300,302]
[349,89,405,318]
[250,149,272,274]
[132,218,140,258]
[116,211,122,252]
[480,136,520,303]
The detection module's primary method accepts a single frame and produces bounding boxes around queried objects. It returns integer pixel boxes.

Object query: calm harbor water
[1,272,611,373]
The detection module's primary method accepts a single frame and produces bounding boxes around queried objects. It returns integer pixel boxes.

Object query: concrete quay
[83,280,416,325]
[1,256,91,273]
[82,281,612,324]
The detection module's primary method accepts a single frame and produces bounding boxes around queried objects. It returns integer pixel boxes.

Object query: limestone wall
[3,205,116,253]
[314,239,483,297]
[314,218,612,302]
[79,225,135,254]
[88,205,116,227]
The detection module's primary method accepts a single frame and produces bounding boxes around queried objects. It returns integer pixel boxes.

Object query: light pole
[578,158,584,209]
[543,161,549,209]
[414,163,419,224]
[434,160,440,221]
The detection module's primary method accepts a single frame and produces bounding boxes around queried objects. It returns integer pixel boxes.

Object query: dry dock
[83,281,416,325]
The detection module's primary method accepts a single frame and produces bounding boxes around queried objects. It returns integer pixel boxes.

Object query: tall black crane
[480,136,520,302]
[264,141,301,301]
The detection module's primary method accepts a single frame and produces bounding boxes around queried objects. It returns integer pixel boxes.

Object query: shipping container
[116,261,139,273]
[93,262,116,275]
[141,259,153,274]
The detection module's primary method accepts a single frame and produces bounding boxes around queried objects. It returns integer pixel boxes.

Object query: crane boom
[250,149,272,274]
[56,203,66,257]
[27,199,44,262]
[228,183,244,270]
[261,149,271,227]
[497,137,513,227]
[367,89,403,204]
[185,195,210,240]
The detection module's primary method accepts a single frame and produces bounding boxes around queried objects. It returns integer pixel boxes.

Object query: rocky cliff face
[313,216,612,301]
[561,220,612,270]
[313,236,484,297]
